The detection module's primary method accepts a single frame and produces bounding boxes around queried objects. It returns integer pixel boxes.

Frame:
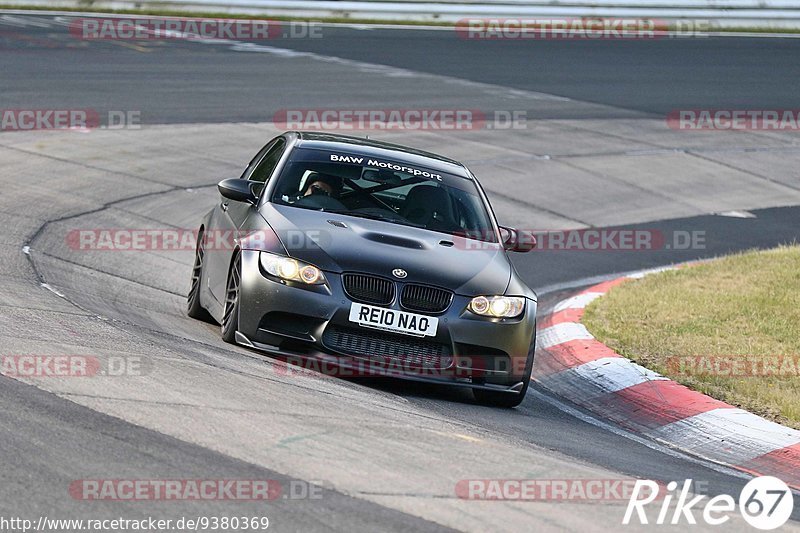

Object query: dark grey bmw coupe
[188,131,537,407]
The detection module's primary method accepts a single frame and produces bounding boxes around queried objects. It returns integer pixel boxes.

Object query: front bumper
[237,250,537,391]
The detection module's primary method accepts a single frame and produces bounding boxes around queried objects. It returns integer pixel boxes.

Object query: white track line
[537,322,593,349]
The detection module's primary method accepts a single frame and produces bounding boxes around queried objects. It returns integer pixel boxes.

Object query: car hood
[263,204,511,296]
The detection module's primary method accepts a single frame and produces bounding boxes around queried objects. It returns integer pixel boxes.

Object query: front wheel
[221,251,241,344]
[187,229,213,322]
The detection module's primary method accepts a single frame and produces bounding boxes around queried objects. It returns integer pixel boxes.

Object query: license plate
[348,303,438,337]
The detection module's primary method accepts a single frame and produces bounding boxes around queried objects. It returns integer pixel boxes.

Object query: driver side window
[248,138,286,195]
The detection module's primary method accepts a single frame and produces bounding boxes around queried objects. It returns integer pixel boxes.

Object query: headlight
[468,296,525,318]
[260,252,326,285]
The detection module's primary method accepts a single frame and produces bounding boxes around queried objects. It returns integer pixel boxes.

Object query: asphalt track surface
[3,17,800,123]
[1,12,800,532]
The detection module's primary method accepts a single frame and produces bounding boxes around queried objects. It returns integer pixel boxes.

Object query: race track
[1,12,800,531]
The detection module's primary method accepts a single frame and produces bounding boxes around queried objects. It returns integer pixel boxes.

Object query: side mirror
[499,226,537,253]
[218,178,258,205]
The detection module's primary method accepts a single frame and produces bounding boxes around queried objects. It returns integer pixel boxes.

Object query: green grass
[583,245,800,429]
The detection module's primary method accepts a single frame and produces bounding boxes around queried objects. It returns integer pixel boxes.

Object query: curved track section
[2,13,800,531]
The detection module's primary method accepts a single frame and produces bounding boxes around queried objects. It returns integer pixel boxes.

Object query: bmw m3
[187,131,538,407]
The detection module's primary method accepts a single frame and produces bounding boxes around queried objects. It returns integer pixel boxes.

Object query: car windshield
[271,148,498,243]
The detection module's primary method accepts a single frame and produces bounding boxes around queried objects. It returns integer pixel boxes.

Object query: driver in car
[303,173,343,198]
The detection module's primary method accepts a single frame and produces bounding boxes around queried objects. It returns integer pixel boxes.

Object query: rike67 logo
[624,477,794,529]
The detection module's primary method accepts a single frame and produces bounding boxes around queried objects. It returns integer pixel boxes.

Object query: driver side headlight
[468,296,525,318]
[259,252,326,285]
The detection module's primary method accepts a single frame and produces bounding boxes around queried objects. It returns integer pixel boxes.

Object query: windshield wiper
[326,210,425,228]
[326,210,406,224]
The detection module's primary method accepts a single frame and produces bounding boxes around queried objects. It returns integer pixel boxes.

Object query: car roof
[291,131,472,179]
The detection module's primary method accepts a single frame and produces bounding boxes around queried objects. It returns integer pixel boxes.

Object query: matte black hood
[264,204,511,296]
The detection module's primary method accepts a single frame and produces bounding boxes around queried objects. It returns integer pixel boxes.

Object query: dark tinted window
[271,149,497,243]
[250,138,286,184]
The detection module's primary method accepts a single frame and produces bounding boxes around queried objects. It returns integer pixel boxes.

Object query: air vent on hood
[362,232,425,249]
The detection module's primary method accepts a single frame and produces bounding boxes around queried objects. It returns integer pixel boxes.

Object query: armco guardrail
[5,0,800,28]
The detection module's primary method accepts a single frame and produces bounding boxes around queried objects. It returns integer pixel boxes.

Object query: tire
[473,336,535,408]
[187,229,214,322]
[221,250,241,344]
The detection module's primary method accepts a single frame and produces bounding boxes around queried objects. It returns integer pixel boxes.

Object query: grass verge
[583,245,800,429]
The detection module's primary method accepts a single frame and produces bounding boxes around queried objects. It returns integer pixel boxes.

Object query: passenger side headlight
[260,252,326,285]
[468,296,525,318]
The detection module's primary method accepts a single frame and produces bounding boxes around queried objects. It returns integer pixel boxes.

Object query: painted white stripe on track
[537,322,593,349]
[648,408,800,463]
[553,291,603,312]
[527,388,757,483]
[570,356,669,394]
[538,357,668,404]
